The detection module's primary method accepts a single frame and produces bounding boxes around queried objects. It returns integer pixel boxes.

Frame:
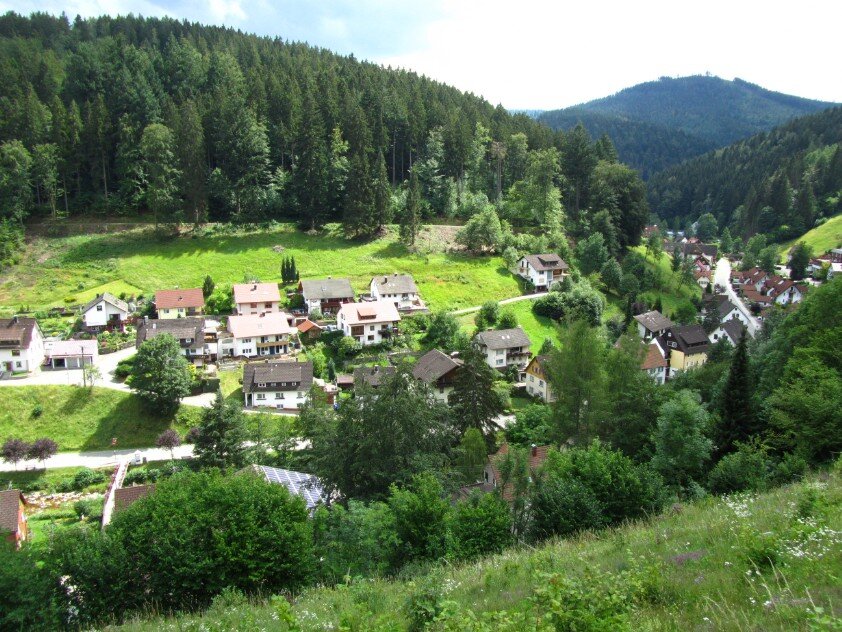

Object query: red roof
[155,288,204,310]
[489,443,550,502]
[297,319,323,333]
[0,489,26,535]
[641,342,668,370]
[114,484,155,512]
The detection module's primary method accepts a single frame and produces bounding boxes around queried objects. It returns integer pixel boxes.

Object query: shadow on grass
[79,393,181,453]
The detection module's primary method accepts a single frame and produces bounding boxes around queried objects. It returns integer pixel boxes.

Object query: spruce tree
[194,391,247,470]
[716,331,755,457]
[374,149,392,232]
[448,347,506,437]
[202,275,215,299]
[281,257,289,284]
[291,256,299,281]
[343,152,375,237]
[400,169,421,247]
[719,227,733,255]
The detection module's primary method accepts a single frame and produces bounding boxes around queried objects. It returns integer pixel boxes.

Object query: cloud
[207,0,246,23]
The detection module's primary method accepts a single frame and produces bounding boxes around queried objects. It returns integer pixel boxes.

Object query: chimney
[252,284,257,290]
[12,315,18,324]
[531,444,537,457]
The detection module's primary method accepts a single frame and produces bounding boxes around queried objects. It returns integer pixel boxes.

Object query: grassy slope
[113,471,842,631]
[779,213,842,260]
[0,224,519,312]
[634,246,702,318]
[0,386,199,452]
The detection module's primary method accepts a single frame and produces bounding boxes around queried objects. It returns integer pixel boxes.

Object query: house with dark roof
[633,310,673,341]
[243,360,314,410]
[136,317,210,362]
[411,349,463,402]
[517,254,569,291]
[369,274,425,311]
[82,292,130,331]
[114,484,155,513]
[298,278,355,315]
[155,288,205,319]
[710,319,746,346]
[0,317,44,373]
[0,489,28,547]
[244,465,325,512]
[474,327,531,371]
[353,364,397,390]
[524,355,555,402]
[658,325,710,376]
[716,299,751,328]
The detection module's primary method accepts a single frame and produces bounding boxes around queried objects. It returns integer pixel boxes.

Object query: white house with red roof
[337,301,401,346]
[225,312,297,357]
[233,282,282,315]
[155,288,205,319]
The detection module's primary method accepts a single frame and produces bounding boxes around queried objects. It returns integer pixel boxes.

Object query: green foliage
[474,300,500,330]
[448,493,512,560]
[528,475,606,541]
[788,241,813,280]
[497,310,518,329]
[389,473,450,563]
[131,334,192,414]
[448,347,507,437]
[456,428,488,482]
[696,212,718,241]
[193,391,247,470]
[0,544,61,630]
[74,497,104,521]
[505,403,554,446]
[707,442,771,494]
[651,390,713,490]
[455,205,504,252]
[424,312,462,350]
[577,232,609,275]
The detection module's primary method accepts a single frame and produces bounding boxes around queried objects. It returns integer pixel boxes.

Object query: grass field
[0,224,520,313]
[633,246,701,319]
[113,467,842,631]
[0,464,102,492]
[456,300,559,354]
[0,386,200,452]
[778,213,842,260]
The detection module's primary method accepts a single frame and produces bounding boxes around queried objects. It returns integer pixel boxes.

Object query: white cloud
[207,0,246,23]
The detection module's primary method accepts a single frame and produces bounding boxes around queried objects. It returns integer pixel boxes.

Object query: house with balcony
[633,310,673,342]
[298,278,355,315]
[411,349,463,402]
[337,301,401,346]
[517,254,569,291]
[0,317,44,374]
[474,327,531,371]
[225,312,297,358]
[233,282,282,315]
[369,274,425,311]
[641,341,668,385]
[155,288,205,319]
[82,292,130,331]
[658,324,709,377]
[136,317,211,363]
[524,355,555,402]
[243,360,313,410]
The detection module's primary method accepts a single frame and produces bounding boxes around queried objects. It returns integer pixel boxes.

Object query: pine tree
[448,347,506,437]
[374,149,392,232]
[343,152,375,237]
[202,275,215,299]
[653,295,663,313]
[400,169,421,247]
[291,256,299,282]
[194,391,247,470]
[172,100,207,227]
[716,331,756,457]
[281,257,289,284]
[719,227,733,254]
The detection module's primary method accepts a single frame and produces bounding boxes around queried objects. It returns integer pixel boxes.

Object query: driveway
[714,258,761,336]
[0,444,196,472]
[450,292,548,316]
[0,346,136,390]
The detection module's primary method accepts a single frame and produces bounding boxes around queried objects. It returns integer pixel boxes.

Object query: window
[243,338,252,343]
[11,350,20,357]
[496,358,504,365]
[369,325,375,331]
[256,393,266,400]
[257,382,266,387]
[539,380,544,387]
[265,302,272,308]
[368,335,374,341]
[251,303,257,308]
[275,393,283,399]
[96,305,103,311]
[16,361,22,368]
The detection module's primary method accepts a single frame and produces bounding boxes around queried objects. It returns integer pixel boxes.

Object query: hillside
[112,470,842,631]
[778,213,842,259]
[647,107,842,236]
[538,76,837,177]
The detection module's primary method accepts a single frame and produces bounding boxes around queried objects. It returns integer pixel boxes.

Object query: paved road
[450,292,548,316]
[0,444,197,472]
[714,258,761,336]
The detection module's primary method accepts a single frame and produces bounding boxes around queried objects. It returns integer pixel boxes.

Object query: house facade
[155,288,205,319]
[641,341,668,385]
[411,349,463,402]
[369,274,424,311]
[298,278,355,315]
[658,325,709,375]
[225,312,297,358]
[0,490,28,548]
[524,355,555,402]
[82,293,130,331]
[233,283,282,315]
[474,327,531,371]
[337,301,401,346]
[633,310,673,342]
[517,254,569,291]
[136,317,210,362]
[243,360,313,410]
[710,319,746,346]
[44,339,98,369]
[0,317,45,373]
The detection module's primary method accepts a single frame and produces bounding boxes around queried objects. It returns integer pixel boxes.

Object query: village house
[298,278,355,315]
[0,317,44,374]
[412,349,463,402]
[762,277,806,305]
[716,299,751,327]
[244,464,325,512]
[517,254,570,291]
[154,288,205,319]
[337,301,401,346]
[242,360,313,410]
[474,327,531,371]
[828,262,842,280]
[82,292,130,331]
[524,355,555,402]
[114,484,155,513]
[136,317,210,363]
[633,310,673,342]
[353,364,397,390]
[658,324,710,376]
[482,443,550,501]
[369,274,425,311]
[224,312,297,358]
[642,224,660,239]
[0,489,28,548]
[233,282,282,316]
[44,339,98,370]
[296,318,323,340]
[710,318,746,346]
[641,341,668,385]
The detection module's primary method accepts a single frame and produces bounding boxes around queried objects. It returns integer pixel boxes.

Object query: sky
[2,0,840,110]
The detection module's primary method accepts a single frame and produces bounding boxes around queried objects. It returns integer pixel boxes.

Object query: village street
[713,257,761,336]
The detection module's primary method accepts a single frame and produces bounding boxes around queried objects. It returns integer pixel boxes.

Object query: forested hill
[538,76,837,177]
[647,106,842,240]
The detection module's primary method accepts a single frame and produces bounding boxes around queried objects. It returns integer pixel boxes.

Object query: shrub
[768,453,808,487]
[528,476,606,542]
[708,444,771,495]
[31,404,43,418]
[449,492,513,560]
[72,468,106,490]
[114,355,136,379]
[73,498,104,521]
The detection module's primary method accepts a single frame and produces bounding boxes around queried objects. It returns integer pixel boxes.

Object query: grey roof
[83,292,129,314]
[663,324,710,355]
[411,349,463,384]
[371,274,418,294]
[0,317,39,349]
[716,300,738,320]
[243,361,314,393]
[299,278,355,300]
[523,253,569,272]
[633,310,673,333]
[353,365,397,388]
[720,319,746,344]
[0,489,25,534]
[250,465,325,510]
[475,327,531,350]
[136,317,204,348]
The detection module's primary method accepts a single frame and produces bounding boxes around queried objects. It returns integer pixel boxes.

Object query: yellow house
[659,325,709,376]
[524,355,556,402]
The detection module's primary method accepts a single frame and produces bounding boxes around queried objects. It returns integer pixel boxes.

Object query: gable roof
[522,253,569,272]
[474,327,531,350]
[641,342,668,370]
[243,361,314,393]
[633,310,673,333]
[526,354,550,373]
[0,489,25,534]
[232,282,281,305]
[227,312,295,339]
[83,292,129,314]
[716,300,739,320]
[247,465,325,510]
[296,319,323,334]
[299,278,355,300]
[666,324,710,355]
[136,317,204,346]
[411,349,463,383]
[114,484,155,512]
[155,288,204,310]
[371,274,418,294]
[0,317,40,349]
[338,301,401,325]
[720,319,746,344]
[353,365,397,388]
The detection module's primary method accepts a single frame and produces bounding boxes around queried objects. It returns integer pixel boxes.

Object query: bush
[529,476,606,542]
[31,404,43,418]
[506,404,553,446]
[768,453,808,487]
[72,468,106,490]
[449,492,513,560]
[73,497,104,521]
[114,355,136,379]
[708,444,771,495]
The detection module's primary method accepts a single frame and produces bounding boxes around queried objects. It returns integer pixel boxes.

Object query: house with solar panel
[243,464,326,512]
[243,360,314,410]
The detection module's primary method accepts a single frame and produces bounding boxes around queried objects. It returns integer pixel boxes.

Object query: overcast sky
[2,0,840,110]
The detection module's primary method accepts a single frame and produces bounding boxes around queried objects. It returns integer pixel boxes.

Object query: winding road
[713,257,761,336]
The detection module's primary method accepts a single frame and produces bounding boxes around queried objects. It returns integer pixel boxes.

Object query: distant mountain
[538,76,837,177]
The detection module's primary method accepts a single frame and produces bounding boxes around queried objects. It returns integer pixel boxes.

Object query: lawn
[633,246,701,319]
[0,386,200,452]
[0,465,102,492]
[456,299,559,355]
[778,213,842,260]
[0,224,521,313]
